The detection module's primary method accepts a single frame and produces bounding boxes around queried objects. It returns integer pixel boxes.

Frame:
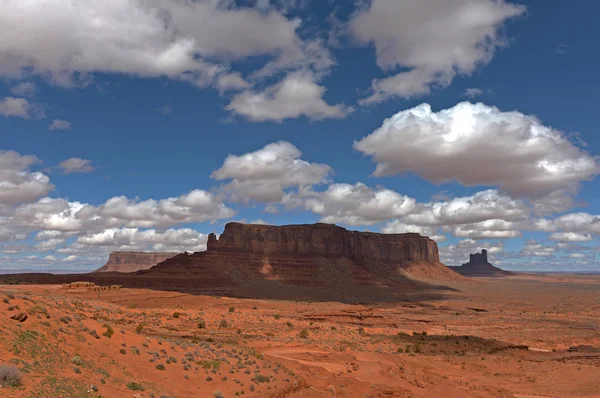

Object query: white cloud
[403,190,528,226]
[58,158,94,174]
[75,227,208,253]
[549,232,592,243]
[520,240,556,257]
[569,253,586,259]
[212,141,332,203]
[0,151,54,205]
[227,72,351,122]
[0,1,326,90]
[536,213,600,235]
[464,88,493,99]
[354,102,600,199]
[10,82,36,97]
[283,182,416,226]
[350,0,525,103]
[0,97,44,119]
[49,119,72,130]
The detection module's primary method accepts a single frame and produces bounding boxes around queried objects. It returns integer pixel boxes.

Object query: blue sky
[1,0,599,272]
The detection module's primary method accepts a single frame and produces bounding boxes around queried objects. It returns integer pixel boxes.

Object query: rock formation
[146,222,462,287]
[450,250,515,276]
[94,252,179,273]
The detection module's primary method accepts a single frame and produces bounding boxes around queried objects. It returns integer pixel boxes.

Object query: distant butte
[450,249,515,277]
[144,222,464,284]
[94,251,178,273]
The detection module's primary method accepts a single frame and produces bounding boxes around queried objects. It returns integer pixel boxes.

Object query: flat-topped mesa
[95,251,179,273]
[207,222,440,264]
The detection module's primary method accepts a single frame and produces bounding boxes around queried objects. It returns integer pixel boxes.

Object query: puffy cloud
[354,102,600,198]
[98,190,236,228]
[0,0,325,89]
[75,228,208,253]
[453,219,522,239]
[49,119,72,130]
[549,232,593,243]
[520,240,556,257]
[212,141,332,203]
[58,158,94,174]
[350,0,525,103]
[535,213,600,235]
[283,183,416,226]
[227,72,351,122]
[0,151,54,205]
[0,97,44,119]
[403,190,528,226]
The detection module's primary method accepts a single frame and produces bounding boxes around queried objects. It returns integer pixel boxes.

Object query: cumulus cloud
[49,119,72,130]
[350,0,525,103]
[0,97,44,119]
[520,240,556,257]
[404,190,528,226]
[549,232,592,243]
[75,228,209,253]
[212,141,332,203]
[0,1,328,90]
[227,72,351,122]
[58,158,94,174]
[0,151,54,205]
[283,183,416,226]
[354,102,600,199]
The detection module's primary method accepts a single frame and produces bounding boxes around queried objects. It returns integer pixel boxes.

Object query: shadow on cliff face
[0,271,458,304]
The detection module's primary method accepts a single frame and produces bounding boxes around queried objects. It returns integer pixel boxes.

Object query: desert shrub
[298,329,309,339]
[156,364,165,370]
[274,314,281,320]
[229,306,235,313]
[214,391,224,398]
[173,312,181,318]
[73,367,82,374]
[135,323,144,334]
[286,321,294,329]
[397,347,404,353]
[197,319,206,329]
[220,319,228,328]
[0,364,22,387]
[71,356,84,366]
[102,324,114,338]
[358,327,366,335]
[119,349,127,355]
[2,298,9,304]
[250,384,255,392]
[422,331,427,336]
[127,382,144,391]
[254,374,270,383]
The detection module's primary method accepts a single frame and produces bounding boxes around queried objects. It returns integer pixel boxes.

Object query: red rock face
[95,252,179,273]
[207,222,440,264]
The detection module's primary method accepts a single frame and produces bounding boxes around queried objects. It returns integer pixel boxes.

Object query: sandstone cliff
[450,250,515,277]
[148,223,462,289]
[95,252,179,273]
[207,222,440,263]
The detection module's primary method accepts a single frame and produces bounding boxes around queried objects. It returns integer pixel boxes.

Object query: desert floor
[0,274,599,398]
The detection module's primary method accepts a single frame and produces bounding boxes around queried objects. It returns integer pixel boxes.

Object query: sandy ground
[0,274,599,397]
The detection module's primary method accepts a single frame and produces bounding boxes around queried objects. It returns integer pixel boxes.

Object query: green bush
[102,324,114,338]
[298,329,309,339]
[127,382,144,391]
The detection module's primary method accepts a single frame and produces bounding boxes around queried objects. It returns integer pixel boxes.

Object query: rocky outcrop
[95,252,179,273]
[450,250,515,277]
[207,222,440,263]
[148,222,461,287]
